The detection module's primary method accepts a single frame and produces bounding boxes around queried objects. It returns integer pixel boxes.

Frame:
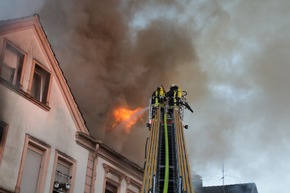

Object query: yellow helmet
[170,84,176,88]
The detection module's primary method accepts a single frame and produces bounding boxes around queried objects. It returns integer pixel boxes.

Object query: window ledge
[0,78,51,111]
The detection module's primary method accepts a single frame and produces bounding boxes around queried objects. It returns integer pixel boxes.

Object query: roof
[0,14,89,134]
[99,142,144,175]
[202,183,258,193]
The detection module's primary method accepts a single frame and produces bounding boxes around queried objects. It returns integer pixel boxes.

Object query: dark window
[105,181,118,193]
[0,42,24,87]
[31,64,50,104]
[0,124,3,141]
[0,121,8,161]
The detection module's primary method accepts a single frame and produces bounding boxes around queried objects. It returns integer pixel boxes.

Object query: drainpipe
[91,142,100,193]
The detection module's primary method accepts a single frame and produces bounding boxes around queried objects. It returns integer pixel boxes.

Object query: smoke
[38,0,206,154]
[181,1,290,192]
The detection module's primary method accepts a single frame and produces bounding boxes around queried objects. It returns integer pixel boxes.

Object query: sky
[1,0,290,193]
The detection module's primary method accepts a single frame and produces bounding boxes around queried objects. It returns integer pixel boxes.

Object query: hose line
[163,111,169,193]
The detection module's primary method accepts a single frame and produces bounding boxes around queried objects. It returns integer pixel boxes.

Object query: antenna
[222,162,225,186]
[222,162,226,193]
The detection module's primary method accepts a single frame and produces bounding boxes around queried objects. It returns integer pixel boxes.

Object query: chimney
[192,175,203,193]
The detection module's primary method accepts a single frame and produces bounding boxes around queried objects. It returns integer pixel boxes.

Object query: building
[0,15,143,193]
[202,183,258,193]
[192,175,258,193]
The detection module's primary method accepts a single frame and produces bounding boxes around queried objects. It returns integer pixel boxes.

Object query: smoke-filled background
[2,0,290,192]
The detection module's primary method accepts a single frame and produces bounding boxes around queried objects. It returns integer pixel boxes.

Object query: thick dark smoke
[39,0,206,157]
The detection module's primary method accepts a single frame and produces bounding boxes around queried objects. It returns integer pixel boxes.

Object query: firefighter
[166,85,193,112]
[159,86,165,105]
[177,86,182,106]
[151,86,165,118]
[166,84,179,107]
[151,87,160,107]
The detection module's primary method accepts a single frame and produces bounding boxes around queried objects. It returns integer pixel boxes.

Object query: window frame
[0,120,8,163]
[0,39,26,88]
[125,177,141,193]
[15,134,51,193]
[104,178,120,193]
[103,164,125,193]
[50,150,76,193]
[28,59,52,106]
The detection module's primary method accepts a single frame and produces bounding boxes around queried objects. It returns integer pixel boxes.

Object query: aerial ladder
[142,85,194,193]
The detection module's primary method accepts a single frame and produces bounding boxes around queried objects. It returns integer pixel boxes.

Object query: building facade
[0,15,143,193]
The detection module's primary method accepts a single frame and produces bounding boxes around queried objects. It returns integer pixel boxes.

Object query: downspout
[91,143,100,193]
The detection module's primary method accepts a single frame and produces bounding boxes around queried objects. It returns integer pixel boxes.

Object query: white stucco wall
[0,26,89,192]
[95,156,143,193]
[95,157,106,192]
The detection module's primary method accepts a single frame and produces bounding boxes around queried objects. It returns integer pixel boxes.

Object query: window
[105,181,118,193]
[125,177,141,193]
[30,63,51,104]
[103,164,123,193]
[16,135,50,193]
[0,121,8,162]
[51,152,76,193]
[0,41,25,87]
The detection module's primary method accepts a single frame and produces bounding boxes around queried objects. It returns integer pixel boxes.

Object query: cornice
[98,144,144,181]
[75,131,102,153]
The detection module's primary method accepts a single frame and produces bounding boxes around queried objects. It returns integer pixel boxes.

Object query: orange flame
[112,107,143,134]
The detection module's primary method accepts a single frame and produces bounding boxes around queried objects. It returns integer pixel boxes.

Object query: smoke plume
[39,0,206,157]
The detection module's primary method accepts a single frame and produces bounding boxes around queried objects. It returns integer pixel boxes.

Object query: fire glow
[112,107,144,134]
